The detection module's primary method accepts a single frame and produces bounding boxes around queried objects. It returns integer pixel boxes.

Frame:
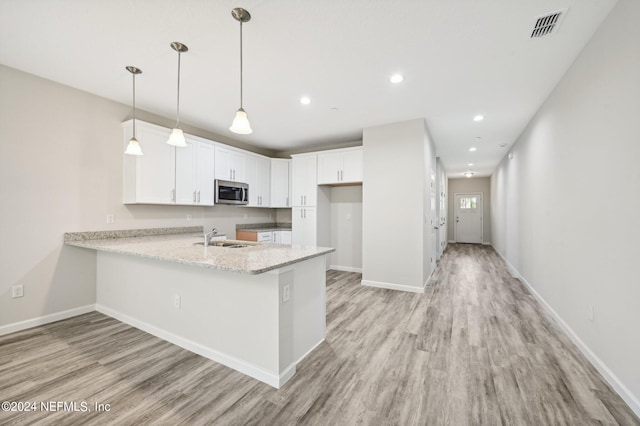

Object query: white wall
[329,186,362,272]
[0,65,276,328]
[491,0,640,413]
[448,177,491,244]
[362,118,436,292]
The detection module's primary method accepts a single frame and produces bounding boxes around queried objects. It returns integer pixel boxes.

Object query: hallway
[1,244,638,425]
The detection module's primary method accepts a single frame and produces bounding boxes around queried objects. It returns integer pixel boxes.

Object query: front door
[455,193,483,244]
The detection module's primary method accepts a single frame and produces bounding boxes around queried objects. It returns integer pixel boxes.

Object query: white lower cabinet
[273,230,292,245]
[257,231,273,243]
[292,207,316,246]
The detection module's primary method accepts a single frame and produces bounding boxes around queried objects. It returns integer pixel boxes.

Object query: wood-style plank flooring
[1,243,638,425]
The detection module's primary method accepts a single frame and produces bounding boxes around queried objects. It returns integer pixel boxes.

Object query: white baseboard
[330,265,363,273]
[0,304,96,336]
[491,245,640,418]
[448,240,456,243]
[95,304,290,389]
[482,242,491,245]
[361,279,425,294]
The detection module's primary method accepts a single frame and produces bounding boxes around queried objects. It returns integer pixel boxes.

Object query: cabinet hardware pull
[337,170,340,181]
[193,191,196,203]
[197,191,200,203]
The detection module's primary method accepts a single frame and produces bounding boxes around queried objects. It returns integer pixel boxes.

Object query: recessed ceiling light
[300,96,311,105]
[468,162,474,166]
[390,74,404,84]
[473,115,484,122]
[469,147,477,152]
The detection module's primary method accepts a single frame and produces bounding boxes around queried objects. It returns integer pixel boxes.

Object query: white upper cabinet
[123,120,176,204]
[245,153,271,207]
[124,120,216,206]
[291,154,317,207]
[270,159,291,208]
[317,147,362,185]
[215,145,246,183]
[176,135,215,206]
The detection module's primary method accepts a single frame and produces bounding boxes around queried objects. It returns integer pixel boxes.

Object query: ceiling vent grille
[531,9,566,38]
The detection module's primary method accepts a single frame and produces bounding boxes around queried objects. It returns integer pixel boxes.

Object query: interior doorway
[454,192,483,244]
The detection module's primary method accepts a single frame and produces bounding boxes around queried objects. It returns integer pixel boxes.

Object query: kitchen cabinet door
[175,138,197,205]
[175,137,215,206]
[196,142,215,206]
[215,146,246,182]
[123,120,176,204]
[291,155,317,207]
[316,147,362,185]
[270,159,291,208]
[341,148,363,183]
[292,207,316,246]
[246,154,271,207]
[317,152,342,185]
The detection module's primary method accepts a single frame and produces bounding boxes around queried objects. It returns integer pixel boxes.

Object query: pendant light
[167,42,188,147]
[125,66,144,156]
[229,8,253,135]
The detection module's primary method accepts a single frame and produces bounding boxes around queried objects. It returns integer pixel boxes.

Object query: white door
[455,193,483,244]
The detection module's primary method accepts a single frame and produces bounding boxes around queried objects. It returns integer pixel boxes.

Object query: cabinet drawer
[257,232,273,242]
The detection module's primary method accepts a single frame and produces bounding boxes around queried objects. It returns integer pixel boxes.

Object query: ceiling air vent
[530,9,567,38]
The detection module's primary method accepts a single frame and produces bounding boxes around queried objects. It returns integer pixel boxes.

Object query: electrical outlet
[174,295,181,309]
[12,285,23,298]
[186,214,192,221]
[106,214,115,224]
[282,284,290,303]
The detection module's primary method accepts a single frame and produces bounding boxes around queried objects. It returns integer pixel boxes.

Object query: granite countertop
[237,227,292,233]
[64,228,333,275]
[236,223,292,233]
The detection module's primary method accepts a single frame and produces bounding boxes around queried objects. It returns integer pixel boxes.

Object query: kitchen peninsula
[65,226,334,388]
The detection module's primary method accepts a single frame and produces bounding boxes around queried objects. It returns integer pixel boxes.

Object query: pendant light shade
[230,108,252,134]
[230,8,253,135]
[125,66,144,156]
[167,42,188,147]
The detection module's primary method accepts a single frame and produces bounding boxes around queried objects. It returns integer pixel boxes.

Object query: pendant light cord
[240,21,243,109]
[132,73,137,137]
[176,51,181,128]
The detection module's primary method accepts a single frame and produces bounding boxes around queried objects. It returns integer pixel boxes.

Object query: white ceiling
[0,0,617,177]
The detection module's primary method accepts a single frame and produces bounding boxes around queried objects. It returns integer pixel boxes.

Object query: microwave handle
[242,188,247,202]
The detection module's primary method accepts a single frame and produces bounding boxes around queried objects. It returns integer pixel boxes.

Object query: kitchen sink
[194,241,251,248]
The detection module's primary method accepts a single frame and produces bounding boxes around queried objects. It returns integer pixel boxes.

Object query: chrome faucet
[204,227,218,247]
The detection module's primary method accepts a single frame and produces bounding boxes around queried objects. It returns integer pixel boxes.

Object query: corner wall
[362,118,436,292]
[490,0,640,413]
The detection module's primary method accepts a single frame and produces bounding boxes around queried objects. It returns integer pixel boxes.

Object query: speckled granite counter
[64,228,332,275]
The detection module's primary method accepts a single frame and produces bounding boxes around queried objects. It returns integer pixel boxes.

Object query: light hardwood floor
[1,243,638,425]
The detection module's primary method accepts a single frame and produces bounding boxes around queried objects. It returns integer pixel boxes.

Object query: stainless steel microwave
[215,179,249,205]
